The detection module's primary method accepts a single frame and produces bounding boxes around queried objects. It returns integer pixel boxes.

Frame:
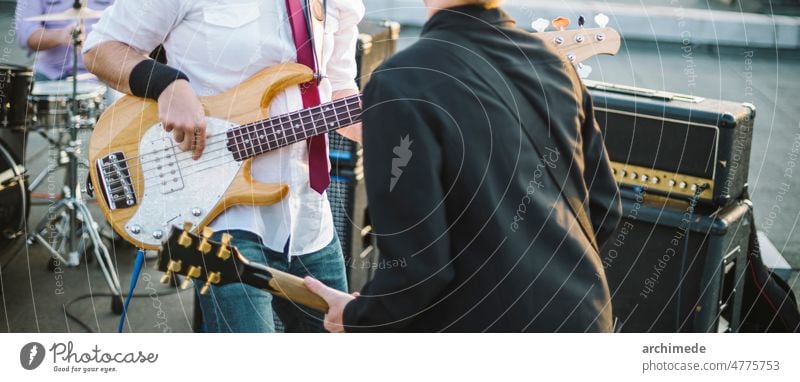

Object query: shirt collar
[421,5,515,35]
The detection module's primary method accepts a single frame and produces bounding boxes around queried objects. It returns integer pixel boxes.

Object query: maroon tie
[285,0,330,193]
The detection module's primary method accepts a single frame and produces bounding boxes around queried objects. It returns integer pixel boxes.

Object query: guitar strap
[427,30,600,252]
[301,0,327,78]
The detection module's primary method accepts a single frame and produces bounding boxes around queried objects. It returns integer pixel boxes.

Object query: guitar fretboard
[226,94,362,161]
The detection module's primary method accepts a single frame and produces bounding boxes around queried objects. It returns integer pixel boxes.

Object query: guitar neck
[239,260,329,312]
[226,94,362,161]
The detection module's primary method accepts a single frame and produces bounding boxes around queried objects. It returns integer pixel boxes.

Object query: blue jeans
[195,230,347,333]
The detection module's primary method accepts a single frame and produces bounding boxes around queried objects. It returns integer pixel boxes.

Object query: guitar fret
[319,103,331,133]
[249,125,259,158]
[332,103,342,129]
[254,121,266,152]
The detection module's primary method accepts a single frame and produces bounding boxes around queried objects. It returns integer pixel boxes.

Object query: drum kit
[0,1,123,312]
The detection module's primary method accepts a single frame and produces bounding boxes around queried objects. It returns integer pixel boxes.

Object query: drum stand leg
[27,128,91,192]
[22,27,124,316]
[24,125,123,314]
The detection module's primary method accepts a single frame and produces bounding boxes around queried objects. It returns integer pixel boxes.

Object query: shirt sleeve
[325,0,364,92]
[342,70,456,331]
[83,0,184,55]
[15,0,45,51]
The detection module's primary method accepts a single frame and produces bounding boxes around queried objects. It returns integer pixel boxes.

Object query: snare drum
[29,80,107,128]
[0,65,33,130]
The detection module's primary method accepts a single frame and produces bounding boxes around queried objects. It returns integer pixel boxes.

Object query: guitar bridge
[96,152,137,210]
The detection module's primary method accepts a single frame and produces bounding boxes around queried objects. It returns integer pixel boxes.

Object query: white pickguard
[124,117,242,247]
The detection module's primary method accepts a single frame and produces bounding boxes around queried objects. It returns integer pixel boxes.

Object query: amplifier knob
[690,183,698,191]
[651,177,659,184]
[640,174,648,182]
[668,179,676,187]
[629,172,637,179]
[619,170,627,177]
[679,181,688,189]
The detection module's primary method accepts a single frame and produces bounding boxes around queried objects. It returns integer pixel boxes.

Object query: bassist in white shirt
[83,0,364,332]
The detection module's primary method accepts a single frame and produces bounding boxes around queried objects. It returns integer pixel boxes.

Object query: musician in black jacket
[306,0,622,332]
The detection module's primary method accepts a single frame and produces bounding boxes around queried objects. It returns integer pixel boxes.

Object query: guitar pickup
[96,151,137,210]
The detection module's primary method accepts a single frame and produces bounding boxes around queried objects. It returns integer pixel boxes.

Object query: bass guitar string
[135,107,361,184]
[100,97,362,187]
[98,94,361,171]
[105,105,362,196]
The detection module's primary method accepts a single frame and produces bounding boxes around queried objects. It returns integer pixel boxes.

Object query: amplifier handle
[584,80,705,103]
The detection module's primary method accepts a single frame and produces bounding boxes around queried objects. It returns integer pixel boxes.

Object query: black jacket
[343,5,622,332]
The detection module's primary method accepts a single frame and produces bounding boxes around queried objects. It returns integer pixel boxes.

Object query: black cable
[675,183,709,330]
[63,288,183,333]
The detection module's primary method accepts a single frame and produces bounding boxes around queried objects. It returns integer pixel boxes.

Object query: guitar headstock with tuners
[157,223,329,312]
[533,14,620,78]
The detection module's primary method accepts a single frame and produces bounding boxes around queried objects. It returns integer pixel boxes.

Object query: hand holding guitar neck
[304,277,358,333]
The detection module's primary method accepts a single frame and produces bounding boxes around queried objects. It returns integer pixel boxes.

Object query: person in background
[15,0,114,81]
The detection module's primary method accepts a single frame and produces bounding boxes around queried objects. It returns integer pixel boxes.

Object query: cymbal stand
[25,4,123,313]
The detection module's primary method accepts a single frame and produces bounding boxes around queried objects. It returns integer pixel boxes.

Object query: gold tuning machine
[198,226,214,254]
[160,260,182,284]
[200,272,221,295]
[178,221,193,248]
[217,233,232,261]
[180,265,202,289]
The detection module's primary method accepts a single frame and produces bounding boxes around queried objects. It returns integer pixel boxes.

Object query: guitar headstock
[157,222,243,294]
[156,223,330,312]
[532,14,621,78]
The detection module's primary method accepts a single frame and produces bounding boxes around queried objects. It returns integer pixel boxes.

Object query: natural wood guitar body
[88,63,315,249]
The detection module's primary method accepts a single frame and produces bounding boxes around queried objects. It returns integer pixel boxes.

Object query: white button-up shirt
[84,0,364,256]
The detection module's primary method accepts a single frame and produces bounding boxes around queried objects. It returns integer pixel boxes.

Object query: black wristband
[129,59,189,100]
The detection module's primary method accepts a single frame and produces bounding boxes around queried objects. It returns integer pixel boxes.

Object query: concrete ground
[1,3,798,332]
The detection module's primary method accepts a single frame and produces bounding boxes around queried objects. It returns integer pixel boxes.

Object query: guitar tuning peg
[594,13,609,28]
[552,16,570,31]
[217,232,232,261]
[576,63,593,79]
[200,272,221,295]
[178,221,193,248]
[531,18,549,33]
[198,226,214,254]
[180,265,202,290]
[160,260,182,284]
[578,15,585,27]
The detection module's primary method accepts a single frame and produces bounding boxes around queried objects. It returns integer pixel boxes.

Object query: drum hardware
[26,123,93,192]
[0,65,33,130]
[23,1,103,23]
[0,140,29,257]
[21,0,123,314]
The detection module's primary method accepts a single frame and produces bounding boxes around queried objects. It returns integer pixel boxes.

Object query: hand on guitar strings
[157,79,208,160]
[304,276,360,333]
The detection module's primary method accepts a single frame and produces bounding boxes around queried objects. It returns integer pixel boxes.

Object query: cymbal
[24,7,104,22]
